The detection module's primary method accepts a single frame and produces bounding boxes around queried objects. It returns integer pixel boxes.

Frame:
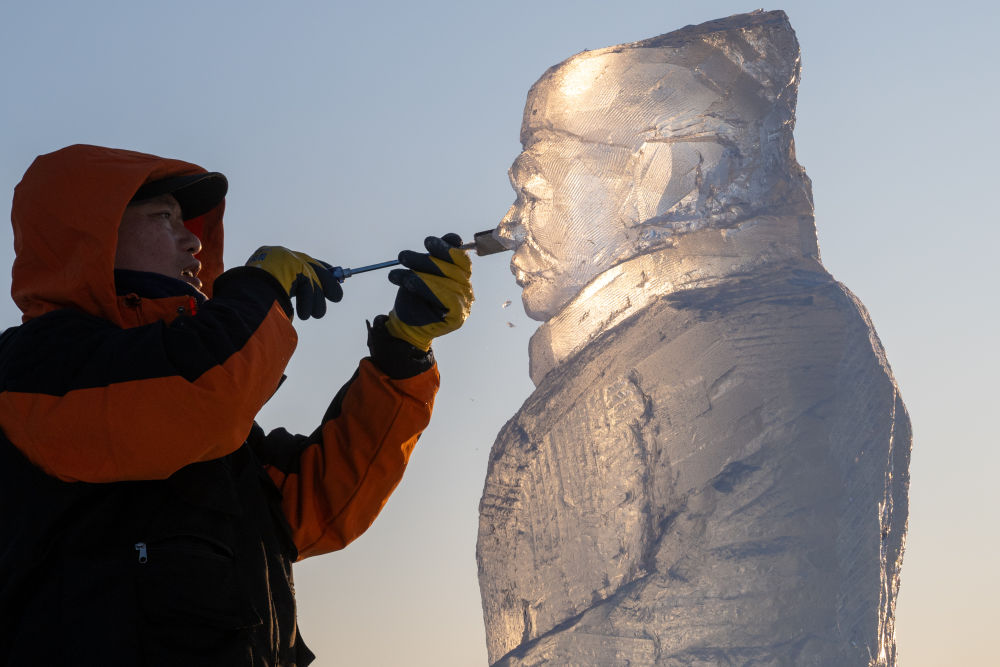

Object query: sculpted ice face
[498,12,814,321]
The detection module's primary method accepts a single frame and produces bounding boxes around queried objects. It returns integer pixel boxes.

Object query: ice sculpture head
[499,10,814,320]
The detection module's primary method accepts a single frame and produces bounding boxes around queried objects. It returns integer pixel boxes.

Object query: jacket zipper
[134,535,234,564]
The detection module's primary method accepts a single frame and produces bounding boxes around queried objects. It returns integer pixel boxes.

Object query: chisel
[330,229,507,282]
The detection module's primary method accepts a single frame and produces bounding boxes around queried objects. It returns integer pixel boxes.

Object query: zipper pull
[135,541,148,564]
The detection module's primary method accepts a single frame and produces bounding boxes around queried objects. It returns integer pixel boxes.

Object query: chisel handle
[332,229,506,282]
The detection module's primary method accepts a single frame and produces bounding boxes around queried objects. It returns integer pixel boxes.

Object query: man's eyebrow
[134,195,181,212]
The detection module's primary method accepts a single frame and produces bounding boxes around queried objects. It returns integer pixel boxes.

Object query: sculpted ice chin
[478,10,911,666]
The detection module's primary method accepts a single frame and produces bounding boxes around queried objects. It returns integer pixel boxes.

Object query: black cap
[130,172,228,220]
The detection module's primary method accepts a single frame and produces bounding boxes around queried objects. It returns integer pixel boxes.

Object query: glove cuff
[384,314,434,352]
[367,315,435,379]
[214,266,294,319]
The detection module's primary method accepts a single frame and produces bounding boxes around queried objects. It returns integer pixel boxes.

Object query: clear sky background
[1,1,996,664]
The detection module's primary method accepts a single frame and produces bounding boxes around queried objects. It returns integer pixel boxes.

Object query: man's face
[115,194,204,290]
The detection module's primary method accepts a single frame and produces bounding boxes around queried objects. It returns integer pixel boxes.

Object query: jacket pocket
[135,533,261,666]
[139,532,235,564]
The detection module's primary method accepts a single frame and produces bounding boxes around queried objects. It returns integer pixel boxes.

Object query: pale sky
[1,1,996,665]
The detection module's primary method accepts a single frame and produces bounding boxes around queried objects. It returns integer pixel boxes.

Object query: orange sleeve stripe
[271,359,439,559]
[0,302,296,482]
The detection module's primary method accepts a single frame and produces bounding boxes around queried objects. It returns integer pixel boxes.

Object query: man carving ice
[478,10,910,666]
[0,144,474,665]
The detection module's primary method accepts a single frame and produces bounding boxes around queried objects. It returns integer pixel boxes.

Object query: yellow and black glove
[246,246,343,320]
[385,234,474,351]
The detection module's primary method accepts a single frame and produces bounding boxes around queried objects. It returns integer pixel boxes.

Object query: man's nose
[180,226,202,255]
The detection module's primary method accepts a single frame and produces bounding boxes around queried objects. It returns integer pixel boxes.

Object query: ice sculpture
[478,10,910,666]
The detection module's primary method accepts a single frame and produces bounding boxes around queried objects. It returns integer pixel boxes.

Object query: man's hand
[385,234,474,351]
[246,246,343,320]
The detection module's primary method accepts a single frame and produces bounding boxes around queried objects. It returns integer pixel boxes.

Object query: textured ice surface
[479,10,910,666]
[497,10,813,325]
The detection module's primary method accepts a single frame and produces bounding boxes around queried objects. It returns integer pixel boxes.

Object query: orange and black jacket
[0,145,439,666]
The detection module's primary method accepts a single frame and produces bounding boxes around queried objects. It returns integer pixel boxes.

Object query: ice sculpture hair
[499,10,816,320]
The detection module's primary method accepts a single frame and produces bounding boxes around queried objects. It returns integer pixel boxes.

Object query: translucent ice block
[479,10,910,666]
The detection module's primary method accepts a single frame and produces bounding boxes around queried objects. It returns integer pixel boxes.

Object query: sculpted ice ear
[480,10,910,667]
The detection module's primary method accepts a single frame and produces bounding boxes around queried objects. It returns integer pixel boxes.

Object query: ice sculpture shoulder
[478,10,910,666]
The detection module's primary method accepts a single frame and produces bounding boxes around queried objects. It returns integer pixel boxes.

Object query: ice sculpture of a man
[478,10,910,666]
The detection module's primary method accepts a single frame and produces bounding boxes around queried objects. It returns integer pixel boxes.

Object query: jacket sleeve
[254,319,439,560]
[0,267,297,483]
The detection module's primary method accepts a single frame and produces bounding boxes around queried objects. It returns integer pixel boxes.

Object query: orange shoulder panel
[0,302,295,482]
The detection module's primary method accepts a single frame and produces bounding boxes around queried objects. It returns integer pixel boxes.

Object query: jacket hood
[10,144,226,325]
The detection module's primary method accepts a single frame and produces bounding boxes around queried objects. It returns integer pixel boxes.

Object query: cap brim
[131,172,228,220]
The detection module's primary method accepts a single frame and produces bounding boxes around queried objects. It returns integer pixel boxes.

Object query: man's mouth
[181,264,202,290]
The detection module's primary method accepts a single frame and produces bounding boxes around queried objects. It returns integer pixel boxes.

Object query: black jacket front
[0,415,315,666]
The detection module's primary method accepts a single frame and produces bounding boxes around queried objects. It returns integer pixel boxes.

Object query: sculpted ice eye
[480,10,911,666]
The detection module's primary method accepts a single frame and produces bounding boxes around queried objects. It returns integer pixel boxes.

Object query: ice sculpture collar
[527,215,817,385]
